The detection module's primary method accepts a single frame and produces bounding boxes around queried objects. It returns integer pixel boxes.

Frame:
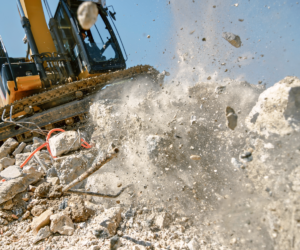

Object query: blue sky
[0,0,299,87]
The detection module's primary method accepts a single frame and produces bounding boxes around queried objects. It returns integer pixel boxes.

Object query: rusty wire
[1,105,48,137]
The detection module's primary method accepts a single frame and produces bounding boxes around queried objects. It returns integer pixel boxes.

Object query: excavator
[0,0,159,143]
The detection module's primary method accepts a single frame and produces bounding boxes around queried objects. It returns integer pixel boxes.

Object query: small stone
[12,142,26,157]
[11,214,18,220]
[59,198,69,210]
[110,235,121,250]
[2,199,14,210]
[155,212,172,229]
[22,211,31,220]
[226,107,238,130]
[22,165,40,175]
[31,210,53,235]
[50,212,75,236]
[222,32,242,48]
[47,167,58,178]
[33,226,52,244]
[190,116,197,125]
[215,86,226,94]
[47,177,60,186]
[230,237,237,244]
[29,185,36,192]
[188,238,200,250]
[190,155,201,161]
[34,182,52,198]
[33,137,45,144]
[31,205,47,217]
[0,166,22,179]
[23,145,32,153]
[93,207,123,238]
[22,192,30,201]
[147,35,150,38]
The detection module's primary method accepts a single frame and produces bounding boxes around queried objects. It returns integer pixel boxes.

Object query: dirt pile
[0,75,299,249]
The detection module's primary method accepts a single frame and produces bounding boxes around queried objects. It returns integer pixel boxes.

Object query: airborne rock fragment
[222,32,242,48]
[226,107,238,130]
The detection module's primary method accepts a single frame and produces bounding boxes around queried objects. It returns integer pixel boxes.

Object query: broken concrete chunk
[0,172,42,205]
[146,135,164,158]
[215,86,226,94]
[31,210,53,235]
[246,76,300,137]
[77,1,98,30]
[47,177,60,186]
[58,155,88,189]
[33,226,52,244]
[48,185,63,199]
[2,199,14,210]
[23,145,32,153]
[34,182,52,198]
[33,137,45,144]
[15,152,36,167]
[22,165,40,175]
[0,138,19,159]
[47,167,58,178]
[110,235,121,250]
[0,166,23,179]
[222,32,242,48]
[50,212,75,235]
[94,207,123,237]
[0,157,15,171]
[155,212,173,229]
[69,196,92,223]
[226,107,238,130]
[49,131,81,157]
[12,142,26,157]
[31,205,47,217]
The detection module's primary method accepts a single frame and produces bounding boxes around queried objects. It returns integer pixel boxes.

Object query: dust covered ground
[0,73,299,250]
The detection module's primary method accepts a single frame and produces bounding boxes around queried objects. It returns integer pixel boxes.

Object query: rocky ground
[0,75,299,250]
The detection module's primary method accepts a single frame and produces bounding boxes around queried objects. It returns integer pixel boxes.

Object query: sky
[0,0,299,87]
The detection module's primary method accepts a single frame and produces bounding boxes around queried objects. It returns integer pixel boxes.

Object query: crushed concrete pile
[0,76,299,249]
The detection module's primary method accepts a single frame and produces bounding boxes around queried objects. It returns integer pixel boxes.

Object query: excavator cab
[53,1,126,78]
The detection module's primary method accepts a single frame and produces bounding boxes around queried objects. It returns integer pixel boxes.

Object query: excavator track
[0,65,160,143]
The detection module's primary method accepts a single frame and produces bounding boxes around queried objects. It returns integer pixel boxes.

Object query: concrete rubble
[0,76,299,249]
